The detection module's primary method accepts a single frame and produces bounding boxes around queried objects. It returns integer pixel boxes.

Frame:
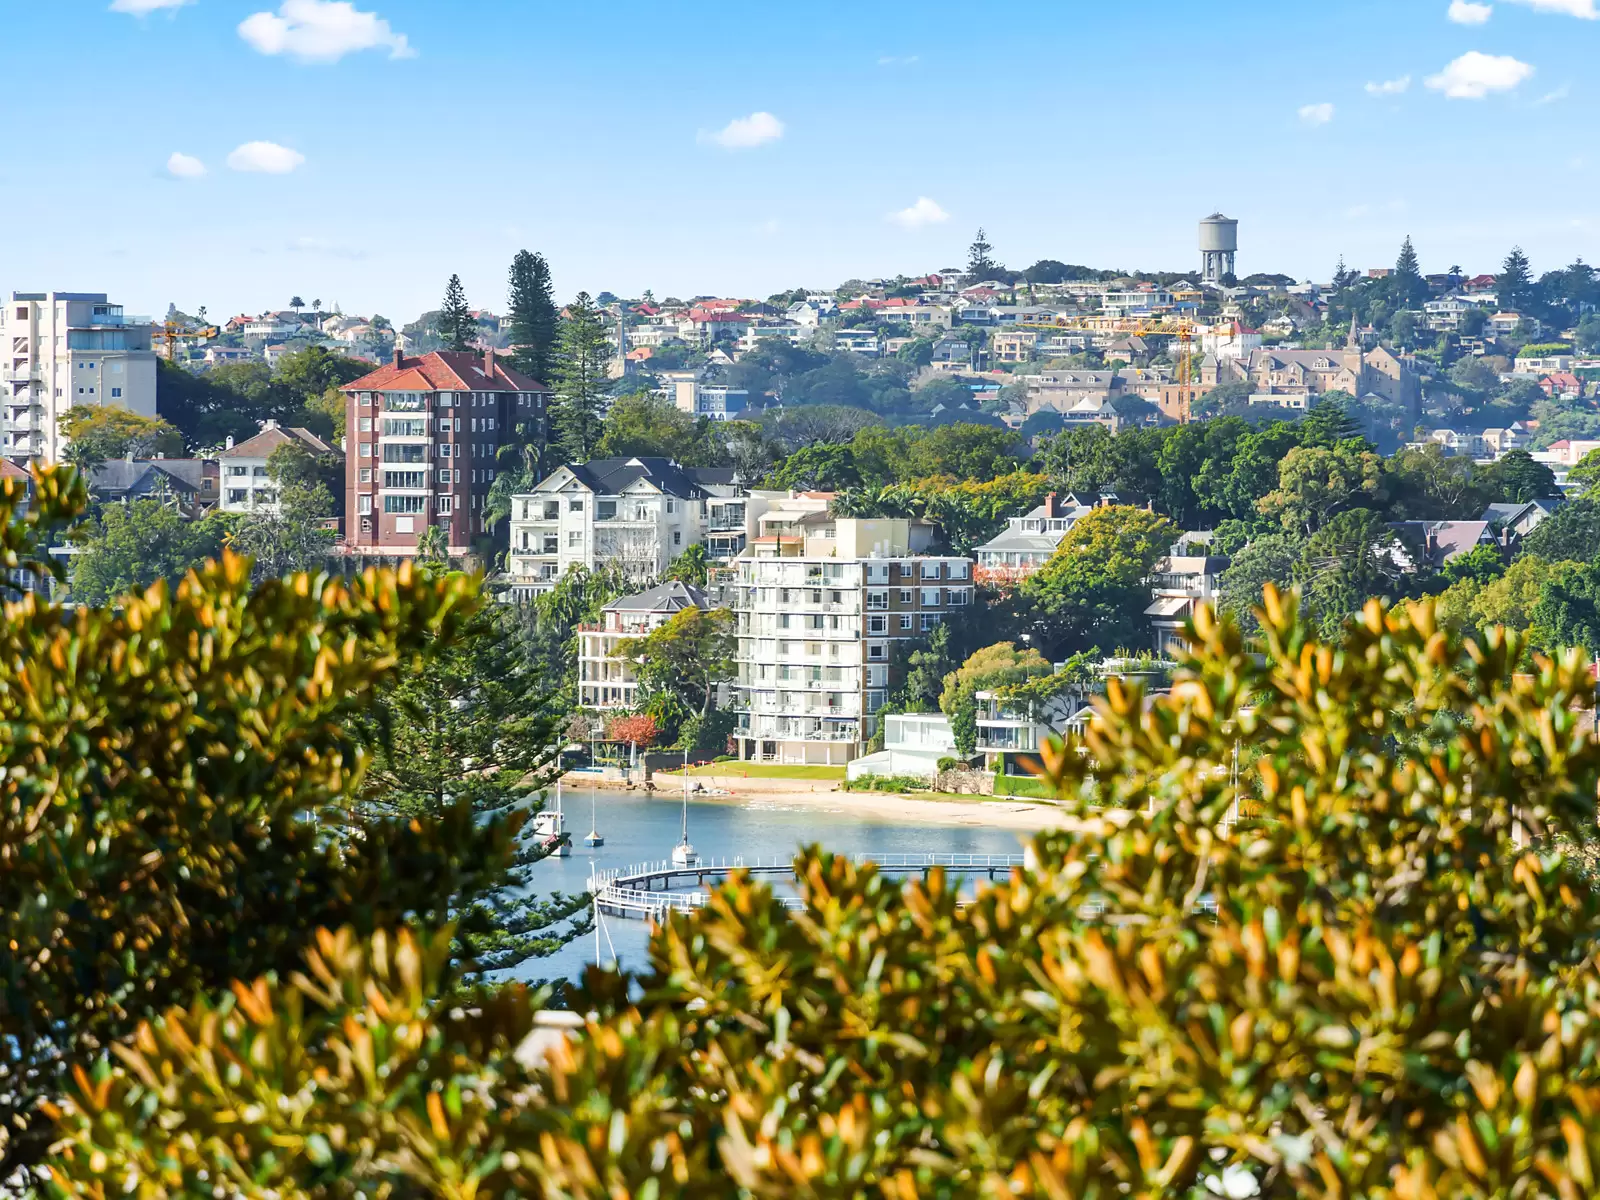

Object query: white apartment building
[2,292,157,463]
[577,581,709,710]
[672,380,749,420]
[219,423,341,514]
[732,518,974,765]
[506,457,737,598]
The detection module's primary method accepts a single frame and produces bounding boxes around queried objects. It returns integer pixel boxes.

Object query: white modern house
[846,714,958,782]
[506,457,738,597]
[2,292,157,463]
[578,580,710,711]
[218,423,341,515]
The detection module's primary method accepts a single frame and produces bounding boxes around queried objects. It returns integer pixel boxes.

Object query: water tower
[1199,213,1239,283]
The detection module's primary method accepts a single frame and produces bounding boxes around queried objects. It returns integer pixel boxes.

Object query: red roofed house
[1541,372,1583,399]
[340,349,549,557]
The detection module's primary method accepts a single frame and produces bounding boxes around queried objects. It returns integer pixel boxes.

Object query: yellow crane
[1014,314,1200,422]
[151,321,220,362]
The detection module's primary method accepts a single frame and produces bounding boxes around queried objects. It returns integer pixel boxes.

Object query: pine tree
[507,250,558,383]
[1392,235,1426,309]
[967,228,999,280]
[353,603,589,973]
[550,291,610,463]
[438,273,476,352]
[1500,246,1534,313]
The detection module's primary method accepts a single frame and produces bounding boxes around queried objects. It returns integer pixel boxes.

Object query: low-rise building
[834,328,882,357]
[846,713,957,782]
[87,457,219,517]
[577,580,710,711]
[219,424,340,514]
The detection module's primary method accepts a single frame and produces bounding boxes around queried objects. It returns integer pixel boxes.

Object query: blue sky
[7,0,1600,320]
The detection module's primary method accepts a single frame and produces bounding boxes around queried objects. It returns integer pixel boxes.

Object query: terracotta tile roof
[341,350,549,394]
[222,425,342,460]
[0,459,31,483]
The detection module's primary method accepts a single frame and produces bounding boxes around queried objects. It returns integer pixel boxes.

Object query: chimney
[484,347,496,379]
[225,435,235,451]
[392,346,404,369]
[1044,491,1059,518]
[1425,528,1439,560]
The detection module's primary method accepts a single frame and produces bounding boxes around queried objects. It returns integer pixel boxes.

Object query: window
[437,418,451,434]
[569,499,583,512]
[357,495,372,515]
[949,590,969,606]
[921,613,942,632]
[899,589,913,604]
[359,418,373,432]
[544,501,559,519]
[921,588,941,606]
[437,495,453,514]
[922,562,941,579]
[597,500,617,520]
[252,467,269,478]
[542,536,558,554]
[359,444,372,458]
[382,419,426,437]
[383,470,427,489]
[382,443,426,464]
[470,418,478,433]
[383,495,426,514]
[868,615,888,635]
[360,517,372,533]
[110,387,121,398]
[438,469,451,485]
[666,499,675,514]
[359,469,373,483]
[867,589,888,611]
[899,614,912,631]
[228,465,248,477]
[673,531,682,546]
[868,643,887,661]
[455,418,462,432]
[227,489,248,504]
[567,531,582,548]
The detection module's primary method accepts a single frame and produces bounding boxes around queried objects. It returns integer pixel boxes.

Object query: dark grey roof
[686,467,737,488]
[89,459,206,498]
[150,459,211,491]
[603,580,709,614]
[562,457,708,499]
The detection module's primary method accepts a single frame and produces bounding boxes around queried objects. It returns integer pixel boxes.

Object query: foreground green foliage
[36,582,1600,1198]
[0,466,545,1186]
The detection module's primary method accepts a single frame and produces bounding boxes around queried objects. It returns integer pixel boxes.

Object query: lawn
[657,763,848,782]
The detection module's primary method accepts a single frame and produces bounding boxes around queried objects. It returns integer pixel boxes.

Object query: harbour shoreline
[562,772,1066,833]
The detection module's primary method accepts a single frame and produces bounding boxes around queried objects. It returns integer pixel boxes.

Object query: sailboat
[531,780,571,858]
[671,767,700,867]
[584,789,605,848]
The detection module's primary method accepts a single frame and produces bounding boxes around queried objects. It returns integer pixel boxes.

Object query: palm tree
[416,523,449,566]
[290,296,304,315]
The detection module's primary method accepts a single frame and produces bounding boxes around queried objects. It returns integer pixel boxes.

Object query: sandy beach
[567,772,1067,833]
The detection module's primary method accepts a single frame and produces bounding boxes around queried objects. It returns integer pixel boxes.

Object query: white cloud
[227,141,306,174]
[878,55,920,66]
[888,197,950,230]
[166,152,206,179]
[238,0,415,64]
[1448,0,1494,23]
[110,0,191,12]
[1536,84,1571,104]
[1365,76,1412,95]
[700,112,785,150]
[1504,0,1597,15]
[1425,51,1534,98]
[1298,102,1335,125]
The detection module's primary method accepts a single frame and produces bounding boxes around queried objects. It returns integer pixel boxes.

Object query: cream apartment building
[731,518,974,765]
[2,292,157,463]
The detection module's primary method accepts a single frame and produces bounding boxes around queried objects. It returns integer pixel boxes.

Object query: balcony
[2,369,40,385]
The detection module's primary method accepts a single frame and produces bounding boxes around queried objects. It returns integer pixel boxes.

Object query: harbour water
[522,787,1034,984]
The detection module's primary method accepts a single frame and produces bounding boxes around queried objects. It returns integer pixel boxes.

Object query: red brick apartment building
[341,349,547,556]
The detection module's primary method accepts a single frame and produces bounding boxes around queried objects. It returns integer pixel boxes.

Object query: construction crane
[1014,314,1200,422]
[151,320,220,362]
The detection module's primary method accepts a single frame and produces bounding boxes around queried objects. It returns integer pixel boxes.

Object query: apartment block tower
[731,518,974,765]
[1,292,157,463]
[340,349,548,556]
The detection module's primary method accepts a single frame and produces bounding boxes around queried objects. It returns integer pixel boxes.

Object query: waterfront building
[578,580,710,711]
[731,518,974,765]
